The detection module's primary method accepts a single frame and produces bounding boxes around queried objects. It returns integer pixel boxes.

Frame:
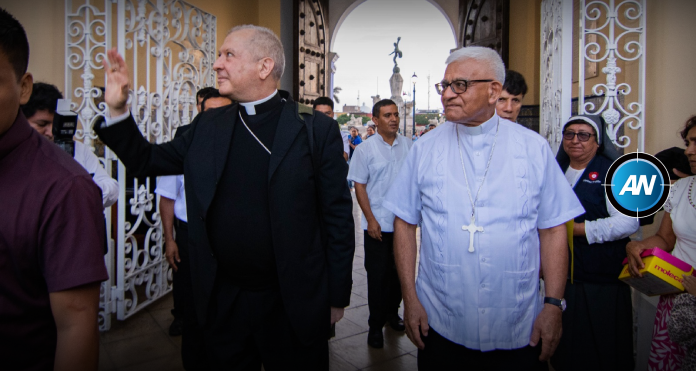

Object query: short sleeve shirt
[156,175,187,222]
[349,135,362,158]
[73,140,119,208]
[666,176,696,266]
[0,113,108,370]
[347,134,412,232]
[383,116,583,351]
[341,131,350,156]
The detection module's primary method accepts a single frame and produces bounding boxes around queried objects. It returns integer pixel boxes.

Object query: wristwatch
[544,297,566,312]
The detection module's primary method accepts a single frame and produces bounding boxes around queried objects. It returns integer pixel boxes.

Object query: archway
[329,0,458,52]
[329,0,457,117]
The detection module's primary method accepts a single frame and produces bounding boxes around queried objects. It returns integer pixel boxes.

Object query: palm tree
[333,86,342,104]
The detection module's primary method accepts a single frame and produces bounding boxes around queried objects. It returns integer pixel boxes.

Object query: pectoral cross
[462,216,484,253]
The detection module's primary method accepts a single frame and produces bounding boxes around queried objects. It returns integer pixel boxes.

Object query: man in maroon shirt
[0,8,109,371]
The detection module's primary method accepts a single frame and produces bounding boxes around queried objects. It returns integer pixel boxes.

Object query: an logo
[604,152,671,218]
[589,172,599,181]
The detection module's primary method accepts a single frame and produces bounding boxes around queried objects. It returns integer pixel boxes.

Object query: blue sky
[332,0,457,112]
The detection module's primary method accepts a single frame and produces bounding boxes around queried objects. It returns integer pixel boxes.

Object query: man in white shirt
[313,97,349,161]
[155,161,202,366]
[348,99,412,348]
[384,46,584,370]
[22,82,118,208]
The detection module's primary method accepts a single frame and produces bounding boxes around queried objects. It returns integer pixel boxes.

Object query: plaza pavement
[98,191,419,371]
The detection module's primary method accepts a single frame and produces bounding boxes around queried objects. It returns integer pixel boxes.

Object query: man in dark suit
[97,25,354,370]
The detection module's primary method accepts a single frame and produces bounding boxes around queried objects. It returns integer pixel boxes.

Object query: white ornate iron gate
[541,0,646,153]
[576,0,646,151]
[65,0,216,331]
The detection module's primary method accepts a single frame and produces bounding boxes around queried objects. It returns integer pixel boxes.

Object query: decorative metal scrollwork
[66,1,109,151]
[66,0,215,330]
[579,0,645,150]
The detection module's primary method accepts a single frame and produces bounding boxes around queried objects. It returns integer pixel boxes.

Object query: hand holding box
[619,247,694,296]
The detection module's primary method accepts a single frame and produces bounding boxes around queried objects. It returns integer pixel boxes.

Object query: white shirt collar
[458,113,499,136]
[375,133,400,146]
[239,90,278,115]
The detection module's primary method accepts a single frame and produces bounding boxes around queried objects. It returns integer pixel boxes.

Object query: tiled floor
[99,192,418,370]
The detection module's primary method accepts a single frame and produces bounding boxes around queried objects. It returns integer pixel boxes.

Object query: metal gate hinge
[111,286,124,301]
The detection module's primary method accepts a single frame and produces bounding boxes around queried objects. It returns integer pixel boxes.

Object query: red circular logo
[589,172,599,181]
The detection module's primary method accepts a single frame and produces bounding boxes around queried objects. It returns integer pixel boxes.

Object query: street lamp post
[412,72,417,140]
[403,96,407,135]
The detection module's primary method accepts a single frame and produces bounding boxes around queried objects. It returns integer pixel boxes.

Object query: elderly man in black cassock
[96,25,355,370]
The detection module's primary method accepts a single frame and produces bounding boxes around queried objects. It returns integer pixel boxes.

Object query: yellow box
[619,247,694,296]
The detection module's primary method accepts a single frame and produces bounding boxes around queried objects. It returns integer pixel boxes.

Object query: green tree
[337,115,351,125]
[362,116,371,125]
[415,114,440,125]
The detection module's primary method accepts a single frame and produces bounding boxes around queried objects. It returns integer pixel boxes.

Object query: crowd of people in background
[3,5,696,371]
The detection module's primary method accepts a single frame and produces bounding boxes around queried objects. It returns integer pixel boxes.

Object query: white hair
[445,46,505,83]
[228,25,285,81]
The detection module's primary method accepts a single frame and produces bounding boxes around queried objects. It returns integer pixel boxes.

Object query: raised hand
[102,48,130,117]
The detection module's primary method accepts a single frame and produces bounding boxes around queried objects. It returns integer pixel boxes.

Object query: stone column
[389,72,405,134]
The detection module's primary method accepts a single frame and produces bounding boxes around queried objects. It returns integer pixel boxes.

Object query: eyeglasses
[435,79,493,95]
[563,131,595,142]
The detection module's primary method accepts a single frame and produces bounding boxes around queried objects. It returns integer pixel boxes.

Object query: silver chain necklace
[456,118,500,253]
[238,112,271,155]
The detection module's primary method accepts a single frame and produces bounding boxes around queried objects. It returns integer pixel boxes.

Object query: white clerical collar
[459,113,498,136]
[239,90,278,115]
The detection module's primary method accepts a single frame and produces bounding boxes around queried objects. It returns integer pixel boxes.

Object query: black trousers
[418,327,548,371]
[364,232,402,329]
[172,220,207,370]
[203,280,329,371]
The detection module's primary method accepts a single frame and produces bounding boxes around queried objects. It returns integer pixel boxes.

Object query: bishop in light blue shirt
[383,46,584,368]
